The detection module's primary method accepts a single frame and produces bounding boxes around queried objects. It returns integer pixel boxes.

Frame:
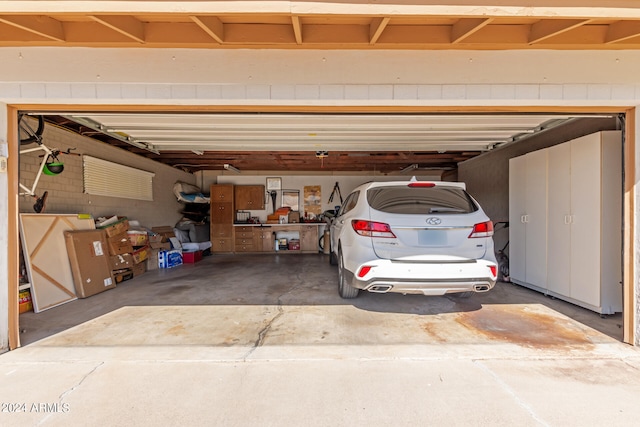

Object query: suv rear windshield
[367,186,478,214]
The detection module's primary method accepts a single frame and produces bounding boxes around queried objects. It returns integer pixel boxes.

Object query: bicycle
[493,221,510,282]
[18,114,65,212]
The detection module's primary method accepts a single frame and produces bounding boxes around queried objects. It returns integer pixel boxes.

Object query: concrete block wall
[19,121,196,228]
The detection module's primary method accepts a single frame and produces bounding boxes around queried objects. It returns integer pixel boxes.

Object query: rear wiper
[429,207,466,213]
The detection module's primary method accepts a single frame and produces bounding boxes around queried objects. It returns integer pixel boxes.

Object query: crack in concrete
[37,361,104,426]
[58,361,104,401]
[242,271,305,360]
[474,360,550,427]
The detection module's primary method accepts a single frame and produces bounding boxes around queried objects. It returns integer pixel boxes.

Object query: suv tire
[338,248,359,299]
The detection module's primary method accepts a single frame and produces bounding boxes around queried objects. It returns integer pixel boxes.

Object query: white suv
[329,179,498,298]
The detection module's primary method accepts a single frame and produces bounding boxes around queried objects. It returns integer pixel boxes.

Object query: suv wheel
[338,248,359,299]
[329,249,338,265]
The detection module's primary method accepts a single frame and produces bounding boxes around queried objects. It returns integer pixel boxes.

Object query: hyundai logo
[426,217,441,225]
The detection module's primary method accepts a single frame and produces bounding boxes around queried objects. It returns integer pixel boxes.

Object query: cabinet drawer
[235,237,254,246]
[211,238,233,252]
[211,224,233,239]
[234,244,255,252]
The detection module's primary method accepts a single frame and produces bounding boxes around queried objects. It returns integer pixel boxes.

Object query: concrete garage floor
[17,253,625,346]
[3,254,640,426]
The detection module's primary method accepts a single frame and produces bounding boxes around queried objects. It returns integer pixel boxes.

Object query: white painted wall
[1,47,640,349]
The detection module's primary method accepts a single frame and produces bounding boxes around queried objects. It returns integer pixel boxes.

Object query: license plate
[418,229,447,246]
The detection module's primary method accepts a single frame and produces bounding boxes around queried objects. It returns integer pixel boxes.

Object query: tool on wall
[328,181,343,205]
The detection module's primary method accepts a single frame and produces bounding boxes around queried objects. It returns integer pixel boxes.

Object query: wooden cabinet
[210,184,234,253]
[509,131,622,314]
[257,227,275,252]
[234,226,255,252]
[235,185,265,210]
[300,225,319,252]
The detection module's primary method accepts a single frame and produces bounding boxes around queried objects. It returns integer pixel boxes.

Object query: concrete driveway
[3,254,640,426]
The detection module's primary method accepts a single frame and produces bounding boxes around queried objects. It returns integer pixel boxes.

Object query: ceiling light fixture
[223,164,241,174]
[316,150,329,168]
[400,164,419,173]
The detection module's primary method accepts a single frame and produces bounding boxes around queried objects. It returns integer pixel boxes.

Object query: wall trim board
[624,107,636,345]
[7,107,19,350]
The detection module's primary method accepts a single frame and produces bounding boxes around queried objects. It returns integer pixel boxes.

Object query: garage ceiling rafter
[2,2,640,49]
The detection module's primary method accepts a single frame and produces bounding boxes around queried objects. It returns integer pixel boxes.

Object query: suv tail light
[469,221,494,238]
[352,220,396,238]
[489,265,497,277]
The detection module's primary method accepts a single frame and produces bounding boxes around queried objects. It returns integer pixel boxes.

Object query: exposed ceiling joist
[2,11,640,49]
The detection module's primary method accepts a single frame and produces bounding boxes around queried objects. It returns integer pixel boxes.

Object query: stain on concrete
[457,305,595,349]
[420,323,448,343]
[167,324,186,336]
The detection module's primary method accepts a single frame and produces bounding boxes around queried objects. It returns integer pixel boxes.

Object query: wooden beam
[623,108,636,345]
[529,19,591,44]
[369,17,390,45]
[0,15,64,41]
[190,15,224,43]
[605,21,640,44]
[89,15,145,43]
[225,23,300,44]
[291,15,302,44]
[451,18,492,43]
[7,107,20,350]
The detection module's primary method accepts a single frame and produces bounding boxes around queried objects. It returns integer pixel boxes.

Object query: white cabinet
[508,149,547,290]
[509,131,622,314]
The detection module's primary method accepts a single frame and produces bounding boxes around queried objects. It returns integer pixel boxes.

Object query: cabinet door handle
[564,215,570,224]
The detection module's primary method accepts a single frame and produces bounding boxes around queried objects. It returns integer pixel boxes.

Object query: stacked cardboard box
[64,229,116,298]
[98,216,149,282]
[151,226,182,269]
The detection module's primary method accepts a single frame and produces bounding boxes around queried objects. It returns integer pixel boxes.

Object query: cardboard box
[107,232,134,256]
[150,241,171,250]
[132,245,150,264]
[96,216,129,237]
[64,230,115,298]
[158,249,182,268]
[147,248,159,271]
[151,226,175,242]
[132,261,147,276]
[19,289,33,314]
[288,211,300,223]
[127,230,148,247]
[148,234,164,244]
[183,250,202,263]
[109,253,133,270]
[288,239,300,250]
[112,268,134,284]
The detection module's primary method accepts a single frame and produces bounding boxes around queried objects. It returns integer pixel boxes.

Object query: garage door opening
[9,108,633,350]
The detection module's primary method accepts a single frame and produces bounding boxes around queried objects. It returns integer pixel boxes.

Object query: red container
[183,250,203,263]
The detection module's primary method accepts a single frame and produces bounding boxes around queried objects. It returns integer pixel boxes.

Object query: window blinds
[83,155,154,201]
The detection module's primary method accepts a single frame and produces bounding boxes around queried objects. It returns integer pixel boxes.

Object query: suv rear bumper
[348,258,497,296]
